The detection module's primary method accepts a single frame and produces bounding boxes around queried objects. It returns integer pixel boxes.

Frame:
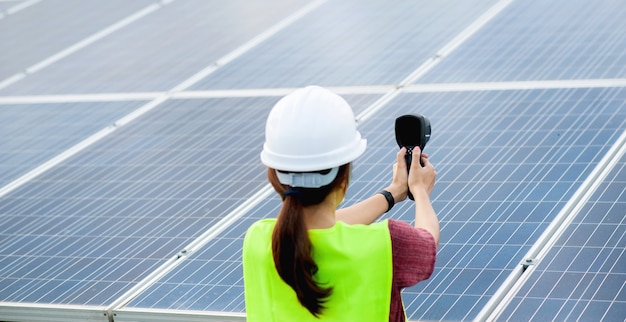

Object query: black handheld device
[395,114,431,200]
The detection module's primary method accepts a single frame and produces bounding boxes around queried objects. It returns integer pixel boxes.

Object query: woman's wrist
[378,190,395,213]
[384,184,406,204]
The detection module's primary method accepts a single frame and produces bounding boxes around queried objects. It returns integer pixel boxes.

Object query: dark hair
[268,164,350,317]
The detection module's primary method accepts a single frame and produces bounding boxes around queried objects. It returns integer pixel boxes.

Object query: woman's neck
[303,197,338,230]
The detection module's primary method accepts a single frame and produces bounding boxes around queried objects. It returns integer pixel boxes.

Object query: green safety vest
[243,218,394,321]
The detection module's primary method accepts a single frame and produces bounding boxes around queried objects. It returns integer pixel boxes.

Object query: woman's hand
[385,147,410,203]
[408,147,436,197]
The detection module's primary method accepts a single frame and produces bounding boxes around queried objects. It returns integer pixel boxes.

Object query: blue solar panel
[0,97,277,306]
[188,0,499,90]
[125,87,626,321]
[0,93,380,307]
[2,0,625,320]
[0,0,310,95]
[0,0,155,80]
[417,0,626,83]
[0,101,145,187]
[499,151,625,321]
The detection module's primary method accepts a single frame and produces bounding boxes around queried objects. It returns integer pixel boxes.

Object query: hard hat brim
[261,135,367,172]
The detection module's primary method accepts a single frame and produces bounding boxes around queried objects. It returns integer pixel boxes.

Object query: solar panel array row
[1,0,624,321]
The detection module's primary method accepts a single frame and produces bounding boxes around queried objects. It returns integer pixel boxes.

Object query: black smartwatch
[379,190,395,213]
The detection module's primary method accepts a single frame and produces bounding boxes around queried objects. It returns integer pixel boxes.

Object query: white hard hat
[261,86,367,176]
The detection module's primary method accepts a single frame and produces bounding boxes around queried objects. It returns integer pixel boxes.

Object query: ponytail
[268,165,350,317]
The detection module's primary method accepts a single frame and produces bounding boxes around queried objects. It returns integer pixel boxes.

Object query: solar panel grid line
[3,244,156,301]
[479,128,626,321]
[0,81,215,205]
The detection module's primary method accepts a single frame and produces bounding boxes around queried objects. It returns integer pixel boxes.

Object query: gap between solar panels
[3,79,626,105]
[475,129,626,322]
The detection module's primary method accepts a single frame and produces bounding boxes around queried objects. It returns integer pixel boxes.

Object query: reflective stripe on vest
[243,218,393,322]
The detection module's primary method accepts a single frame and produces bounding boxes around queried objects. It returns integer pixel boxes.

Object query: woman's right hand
[385,148,409,203]
[408,147,436,196]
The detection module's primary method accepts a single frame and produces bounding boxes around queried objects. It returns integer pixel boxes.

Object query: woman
[243,86,439,321]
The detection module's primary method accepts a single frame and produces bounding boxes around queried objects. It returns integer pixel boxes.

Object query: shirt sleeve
[388,219,437,288]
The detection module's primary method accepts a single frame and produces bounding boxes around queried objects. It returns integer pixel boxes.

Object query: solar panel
[417,0,626,83]
[384,88,625,321]
[0,101,145,186]
[0,0,155,80]
[1,0,625,321]
[0,97,279,306]
[123,87,626,321]
[498,151,625,321]
[121,93,381,311]
[0,0,311,95]
[188,0,500,90]
[0,93,380,308]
